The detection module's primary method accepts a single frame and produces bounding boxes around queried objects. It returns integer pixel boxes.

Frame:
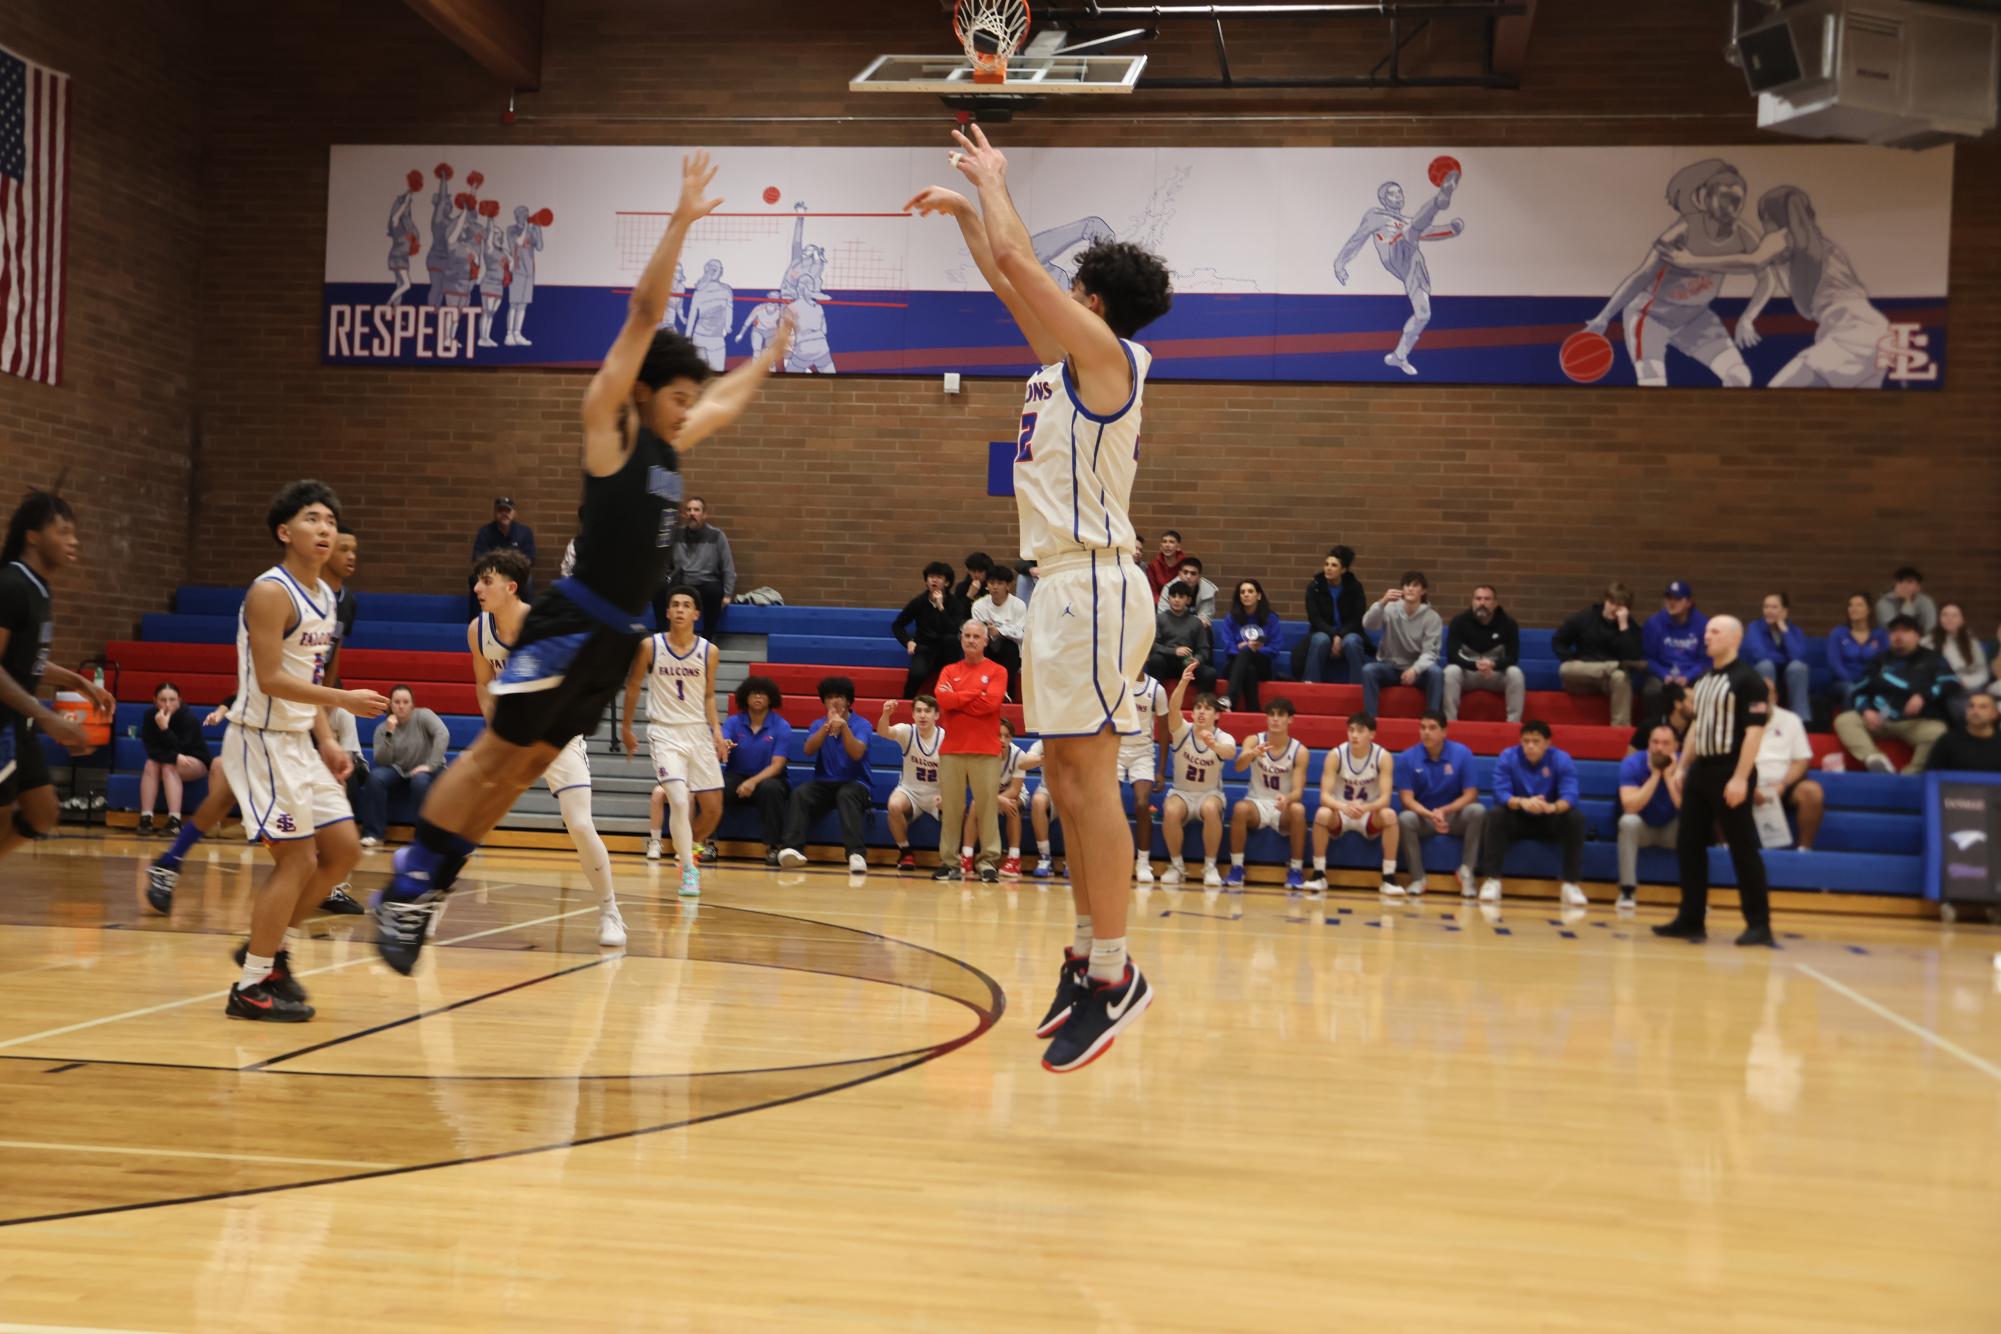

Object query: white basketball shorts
[1020,551,1155,739]
[649,723,724,793]
[222,724,351,842]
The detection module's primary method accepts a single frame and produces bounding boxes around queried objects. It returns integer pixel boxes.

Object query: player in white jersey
[1227,698,1313,891]
[1122,662,1170,883]
[470,549,627,946]
[621,586,724,898]
[1158,660,1238,890]
[878,693,946,870]
[218,482,388,1022]
[995,717,1036,877]
[1306,711,1402,896]
[908,123,1175,1073]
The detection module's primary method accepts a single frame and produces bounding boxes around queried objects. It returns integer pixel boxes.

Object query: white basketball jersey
[1250,732,1302,798]
[230,566,337,733]
[472,612,514,672]
[1170,727,1234,796]
[1013,340,1152,562]
[897,723,944,795]
[1119,674,1168,761]
[1004,738,1044,789]
[1334,742,1388,804]
[646,633,711,727]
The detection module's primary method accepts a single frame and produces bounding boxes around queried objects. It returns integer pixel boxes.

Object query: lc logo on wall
[321,143,1955,389]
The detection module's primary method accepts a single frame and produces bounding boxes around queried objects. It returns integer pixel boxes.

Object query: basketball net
[955,0,1030,84]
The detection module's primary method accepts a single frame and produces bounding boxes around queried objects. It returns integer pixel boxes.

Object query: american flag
[0,45,69,386]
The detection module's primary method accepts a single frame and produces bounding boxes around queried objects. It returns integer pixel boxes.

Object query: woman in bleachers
[137,681,210,836]
[1926,602,1991,724]
[1217,578,1283,713]
[1827,592,1888,715]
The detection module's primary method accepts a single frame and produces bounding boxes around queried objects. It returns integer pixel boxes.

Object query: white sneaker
[1161,863,1185,886]
[645,836,662,861]
[1457,866,1477,897]
[1560,883,1589,908]
[359,835,381,850]
[1134,858,1154,884]
[1303,871,1328,891]
[1034,856,1055,878]
[1478,878,1503,903]
[848,853,868,875]
[1864,753,1896,774]
[1202,863,1223,887]
[1379,879,1405,897]
[1407,877,1427,897]
[597,903,628,948]
[777,848,807,868]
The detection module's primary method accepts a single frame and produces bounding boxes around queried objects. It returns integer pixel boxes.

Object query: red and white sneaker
[959,853,974,878]
[999,855,1022,879]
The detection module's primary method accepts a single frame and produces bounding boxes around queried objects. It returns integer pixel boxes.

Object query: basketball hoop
[954,0,1030,84]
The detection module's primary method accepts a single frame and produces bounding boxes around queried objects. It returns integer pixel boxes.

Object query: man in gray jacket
[358,686,451,847]
[658,496,737,636]
[1347,570,1444,716]
[1146,582,1217,691]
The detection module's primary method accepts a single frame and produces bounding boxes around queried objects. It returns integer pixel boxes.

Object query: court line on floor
[0,1139,396,1170]
[0,904,598,1053]
[1794,961,2001,1084]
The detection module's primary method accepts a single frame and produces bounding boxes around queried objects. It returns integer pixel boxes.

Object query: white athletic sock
[649,826,662,840]
[1073,914,1093,957]
[1008,846,1020,858]
[1382,859,1397,877]
[1037,839,1052,857]
[961,845,973,859]
[558,786,618,905]
[239,952,275,990]
[1088,936,1128,985]
[1169,856,1185,868]
[1230,853,1245,867]
[284,926,304,949]
[1313,856,1327,870]
[1288,859,1302,870]
[895,841,909,852]
[1203,858,1217,869]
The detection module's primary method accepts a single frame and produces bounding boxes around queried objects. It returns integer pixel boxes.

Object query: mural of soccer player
[476,201,509,347]
[386,169,422,304]
[1031,216,1115,288]
[737,290,785,356]
[504,205,547,346]
[1334,171,1464,376]
[686,259,734,371]
[1582,158,1772,388]
[1661,185,1890,390]
[425,168,461,307]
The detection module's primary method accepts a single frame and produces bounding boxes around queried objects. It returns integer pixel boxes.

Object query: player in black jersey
[373,150,791,972]
[0,490,115,867]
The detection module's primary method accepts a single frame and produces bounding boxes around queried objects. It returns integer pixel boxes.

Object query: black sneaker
[1616,886,1637,910]
[931,863,959,882]
[226,980,315,1022]
[1042,963,1154,1074]
[1033,950,1090,1039]
[979,865,999,884]
[232,944,309,1003]
[164,814,183,836]
[137,812,154,836]
[320,885,365,915]
[145,862,177,915]
[698,840,719,865]
[1735,925,1779,948]
[764,849,781,867]
[1651,918,1707,942]
[896,849,918,871]
[372,889,443,975]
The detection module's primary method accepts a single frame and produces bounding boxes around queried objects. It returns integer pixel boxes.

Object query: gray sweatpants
[1617,812,1679,888]
[1397,803,1487,879]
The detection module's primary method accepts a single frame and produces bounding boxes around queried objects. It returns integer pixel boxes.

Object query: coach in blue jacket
[1475,720,1588,906]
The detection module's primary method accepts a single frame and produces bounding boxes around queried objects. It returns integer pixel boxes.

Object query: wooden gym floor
[0,834,1996,1332]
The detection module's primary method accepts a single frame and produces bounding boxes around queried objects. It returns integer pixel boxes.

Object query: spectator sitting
[136,681,210,836]
[1443,583,1524,723]
[723,676,793,866]
[1616,723,1683,912]
[1294,544,1367,684]
[1827,592,1889,713]
[1930,692,2001,773]
[1875,565,1938,637]
[1477,720,1587,907]
[1927,602,1992,724]
[1753,704,1823,851]
[469,495,536,614]
[1348,570,1443,717]
[952,550,992,604]
[1744,591,1813,721]
[1217,578,1284,712]
[777,676,876,875]
[995,718,1037,875]
[662,496,735,638]
[1146,580,1216,691]
[891,560,972,700]
[970,564,1026,696]
[1156,556,1218,623]
[1144,530,1191,600]
[359,685,450,847]
[1643,580,1708,708]
[1394,709,1485,899]
[1553,581,1647,727]
[1833,614,1955,773]
[1628,682,1694,754]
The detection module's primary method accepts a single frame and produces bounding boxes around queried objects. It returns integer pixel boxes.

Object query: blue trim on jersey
[254,574,303,641]
[1088,553,1111,725]
[549,782,591,796]
[552,576,650,635]
[243,727,278,840]
[661,632,705,661]
[1067,407,1083,545]
[269,566,327,621]
[7,560,49,599]
[1062,340,1140,426]
[315,815,355,831]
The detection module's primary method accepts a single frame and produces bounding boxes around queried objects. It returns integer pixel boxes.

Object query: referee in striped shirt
[1654,615,1778,947]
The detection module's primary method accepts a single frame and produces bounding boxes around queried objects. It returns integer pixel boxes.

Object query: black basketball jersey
[573,423,680,616]
[0,560,54,725]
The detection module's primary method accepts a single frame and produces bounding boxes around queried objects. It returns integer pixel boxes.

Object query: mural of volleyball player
[504,204,545,346]
[664,263,688,332]
[1031,216,1114,288]
[1660,185,1890,390]
[781,203,835,373]
[685,259,735,371]
[386,169,422,304]
[476,202,509,347]
[1334,171,1465,376]
[1583,158,1773,388]
[737,290,785,356]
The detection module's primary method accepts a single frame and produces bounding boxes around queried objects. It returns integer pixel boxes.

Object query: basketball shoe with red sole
[1041,963,1153,1073]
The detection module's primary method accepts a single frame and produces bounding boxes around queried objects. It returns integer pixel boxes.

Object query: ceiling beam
[402,0,542,89]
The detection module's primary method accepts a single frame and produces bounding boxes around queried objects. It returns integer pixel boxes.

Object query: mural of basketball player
[386,169,422,304]
[1031,216,1115,288]
[1661,185,1890,390]
[781,203,834,373]
[686,259,734,371]
[504,205,546,346]
[475,202,509,347]
[1582,159,1773,388]
[1334,171,1464,376]
[737,290,785,356]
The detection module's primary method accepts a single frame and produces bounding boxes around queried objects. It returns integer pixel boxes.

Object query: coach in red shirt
[935,620,1010,883]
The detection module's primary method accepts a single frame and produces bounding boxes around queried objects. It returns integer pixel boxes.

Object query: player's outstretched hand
[903,186,971,219]
[949,123,1006,188]
[676,150,723,227]
[1181,659,1199,683]
[345,688,391,718]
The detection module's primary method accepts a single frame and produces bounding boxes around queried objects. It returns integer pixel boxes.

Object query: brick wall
[0,2,201,670]
[178,0,2001,637]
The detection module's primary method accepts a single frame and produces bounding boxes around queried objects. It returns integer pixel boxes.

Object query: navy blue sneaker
[1042,962,1153,1073]
[372,888,443,975]
[232,943,308,1004]
[145,861,177,915]
[1033,950,1090,1039]
[319,885,365,915]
